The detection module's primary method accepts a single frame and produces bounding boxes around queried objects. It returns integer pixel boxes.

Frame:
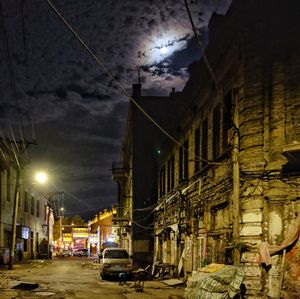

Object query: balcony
[112,204,131,223]
[112,161,128,181]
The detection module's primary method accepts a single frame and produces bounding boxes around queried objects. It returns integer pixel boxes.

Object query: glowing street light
[35,171,48,184]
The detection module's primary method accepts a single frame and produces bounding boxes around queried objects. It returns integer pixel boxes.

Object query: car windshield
[104,249,129,259]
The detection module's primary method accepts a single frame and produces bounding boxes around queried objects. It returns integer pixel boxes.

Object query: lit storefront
[72,227,88,250]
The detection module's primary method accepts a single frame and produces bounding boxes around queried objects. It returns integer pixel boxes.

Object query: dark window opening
[213,105,221,159]
[160,165,166,197]
[7,169,10,201]
[222,91,232,151]
[179,147,183,180]
[194,127,200,173]
[167,156,175,192]
[201,119,208,168]
[24,239,28,252]
[31,196,35,215]
[170,156,175,190]
[183,140,189,179]
[36,199,40,217]
[25,192,29,212]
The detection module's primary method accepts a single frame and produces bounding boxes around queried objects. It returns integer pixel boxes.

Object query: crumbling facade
[154,0,300,298]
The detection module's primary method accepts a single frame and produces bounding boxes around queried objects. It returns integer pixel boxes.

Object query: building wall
[0,148,52,261]
[154,0,300,298]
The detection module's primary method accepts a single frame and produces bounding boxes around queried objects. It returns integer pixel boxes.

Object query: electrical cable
[46,0,226,166]
[21,0,36,143]
[0,0,25,131]
[184,0,217,88]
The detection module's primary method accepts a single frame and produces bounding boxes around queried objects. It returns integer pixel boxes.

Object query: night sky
[0,0,231,219]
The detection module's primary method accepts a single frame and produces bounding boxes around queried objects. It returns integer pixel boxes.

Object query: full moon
[160,46,168,54]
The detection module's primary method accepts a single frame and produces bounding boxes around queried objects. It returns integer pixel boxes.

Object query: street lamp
[35,171,48,184]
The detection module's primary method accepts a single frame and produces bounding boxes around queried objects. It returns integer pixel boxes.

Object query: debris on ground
[12,282,39,290]
[34,291,56,296]
[185,264,245,299]
[162,279,185,286]
[134,280,144,292]
[133,265,153,281]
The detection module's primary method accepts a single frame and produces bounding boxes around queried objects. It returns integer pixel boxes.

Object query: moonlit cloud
[0,0,231,218]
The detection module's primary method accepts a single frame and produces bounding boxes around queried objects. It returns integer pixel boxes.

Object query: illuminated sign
[17,226,31,240]
[73,228,88,232]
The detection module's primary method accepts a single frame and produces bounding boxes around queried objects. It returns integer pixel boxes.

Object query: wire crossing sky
[0,0,231,219]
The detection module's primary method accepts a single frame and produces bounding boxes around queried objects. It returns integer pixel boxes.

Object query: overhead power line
[0,0,25,131]
[184,0,217,88]
[46,0,217,165]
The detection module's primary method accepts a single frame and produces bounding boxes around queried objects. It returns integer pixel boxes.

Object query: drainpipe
[232,88,241,266]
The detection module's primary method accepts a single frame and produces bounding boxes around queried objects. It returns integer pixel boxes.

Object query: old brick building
[154,0,300,298]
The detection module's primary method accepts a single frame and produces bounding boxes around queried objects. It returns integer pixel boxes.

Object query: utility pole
[232,88,240,265]
[9,168,20,270]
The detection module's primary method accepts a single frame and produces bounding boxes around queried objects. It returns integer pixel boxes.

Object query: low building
[0,139,54,261]
[88,209,115,255]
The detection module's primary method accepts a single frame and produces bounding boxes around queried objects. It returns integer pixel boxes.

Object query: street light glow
[35,171,48,184]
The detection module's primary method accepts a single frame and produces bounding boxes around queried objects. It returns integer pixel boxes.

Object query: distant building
[88,209,115,255]
[154,0,300,298]
[112,83,180,263]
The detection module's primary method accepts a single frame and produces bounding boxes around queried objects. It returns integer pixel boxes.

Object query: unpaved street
[0,257,185,299]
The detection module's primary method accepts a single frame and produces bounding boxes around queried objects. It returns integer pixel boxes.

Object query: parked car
[73,249,89,257]
[99,248,132,280]
[61,249,71,257]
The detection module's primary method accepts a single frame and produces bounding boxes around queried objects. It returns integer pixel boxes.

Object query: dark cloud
[0,0,231,218]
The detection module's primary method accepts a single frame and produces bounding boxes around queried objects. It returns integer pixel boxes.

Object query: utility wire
[184,0,217,88]
[0,0,25,131]
[46,0,216,165]
[21,0,36,143]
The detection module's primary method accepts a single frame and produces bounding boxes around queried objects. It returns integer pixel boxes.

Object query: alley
[0,257,185,299]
